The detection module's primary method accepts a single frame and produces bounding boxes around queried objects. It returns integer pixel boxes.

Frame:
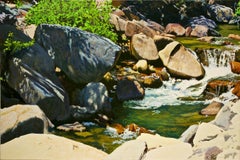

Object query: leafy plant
[3,32,35,55]
[26,0,118,42]
[235,1,240,16]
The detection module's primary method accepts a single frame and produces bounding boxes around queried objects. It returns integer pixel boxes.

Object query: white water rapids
[124,47,239,109]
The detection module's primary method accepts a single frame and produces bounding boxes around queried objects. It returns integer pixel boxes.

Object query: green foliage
[26,0,118,42]
[3,32,35,55]
[14,0,23,8]
[235,1,240,16]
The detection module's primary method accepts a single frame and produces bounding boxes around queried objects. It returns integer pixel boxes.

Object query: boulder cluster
[0,0,240,159]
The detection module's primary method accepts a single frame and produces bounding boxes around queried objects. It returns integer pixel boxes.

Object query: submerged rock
[57,122,86,132]
[0,104,50,144]
[35,24,121,84]
[158,41,205,79]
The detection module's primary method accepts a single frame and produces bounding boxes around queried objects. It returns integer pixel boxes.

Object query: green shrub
[235,1,240,16]
[3,32,35,55]
[26,0,118,42]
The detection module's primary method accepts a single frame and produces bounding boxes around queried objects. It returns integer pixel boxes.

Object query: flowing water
[55,42,239,154]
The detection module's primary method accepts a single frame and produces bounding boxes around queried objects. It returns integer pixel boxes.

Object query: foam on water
[124,48,237,109]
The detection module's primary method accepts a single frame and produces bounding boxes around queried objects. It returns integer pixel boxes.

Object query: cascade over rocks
[0,25,70,122]
[0,104,50,144]
[158,41,205,79]
[35,24,121,84]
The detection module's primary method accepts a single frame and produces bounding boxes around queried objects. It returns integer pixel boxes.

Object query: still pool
[54,103,214,153]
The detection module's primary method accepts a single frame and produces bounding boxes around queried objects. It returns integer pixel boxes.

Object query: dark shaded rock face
[187,16,217,29]
[35,24,121,84]
[0,25,70,122]
[0,2,17,25]
[207,4,234,23]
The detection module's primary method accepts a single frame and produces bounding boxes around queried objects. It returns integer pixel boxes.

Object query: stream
[55,44,239,153]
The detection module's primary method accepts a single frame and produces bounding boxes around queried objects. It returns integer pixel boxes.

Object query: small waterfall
[199,49,236,67]
[124,48,237,109]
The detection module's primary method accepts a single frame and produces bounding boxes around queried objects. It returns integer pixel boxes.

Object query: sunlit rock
[0,134,108,160]
[0,104,50,144]
[158,41,205,79]
[105,140,147,160]
[164,23,185,36]
[131,33,159,60]
[143,142,192,160]
[201,101,224,116]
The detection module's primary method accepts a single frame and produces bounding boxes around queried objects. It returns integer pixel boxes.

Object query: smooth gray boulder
[35,24,121,84]
[0,25,70,122]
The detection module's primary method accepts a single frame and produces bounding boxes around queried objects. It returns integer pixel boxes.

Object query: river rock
[201,101,224,115]
[187,15,217,29]
[116,78,144,101]
[232,81,240,98]
[190,25,209,37]
[179,124,198,144]
[142,76,163,88]
[207,4,234,23]
[105,140,147,160]
[35,24,121,84]
[110,13,127,32]
[158,41,205,79]
[137,133,185,149]
[193,122,223,146]
[125,20,156,38]
[230,61,240,74]
[228,34,240,41]
[57,122,86,132]
[0,25,70,122]
[0,134,108,160]
[133,59,148,72]
[143,142,192,160]
[164,23,185,36]
[153,35,174,51]
[0,104,50,144]
[205,80,234,97]
[71,82,111,116]
[131,33,159,60]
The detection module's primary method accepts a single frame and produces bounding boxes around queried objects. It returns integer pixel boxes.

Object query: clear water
[55,41,239,154]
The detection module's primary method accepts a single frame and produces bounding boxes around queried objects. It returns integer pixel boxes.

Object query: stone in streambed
[57,122,86,132]
[131,33,159,60]
[201,101,224,116]
[230,61,240,74]
[164,23,185,36]
[116,79,144,101]
[158,41,205,79]
[35,24,121,84]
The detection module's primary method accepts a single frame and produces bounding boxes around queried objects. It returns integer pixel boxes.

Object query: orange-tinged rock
[230,61,240,74]
[232,81,240,98]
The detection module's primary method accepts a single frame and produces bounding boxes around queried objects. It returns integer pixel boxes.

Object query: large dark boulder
[0,25,70,122]
[187,16,217,29]
[35,24,121,84]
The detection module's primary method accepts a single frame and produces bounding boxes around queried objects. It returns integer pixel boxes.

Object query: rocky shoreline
[1,0,240,159]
